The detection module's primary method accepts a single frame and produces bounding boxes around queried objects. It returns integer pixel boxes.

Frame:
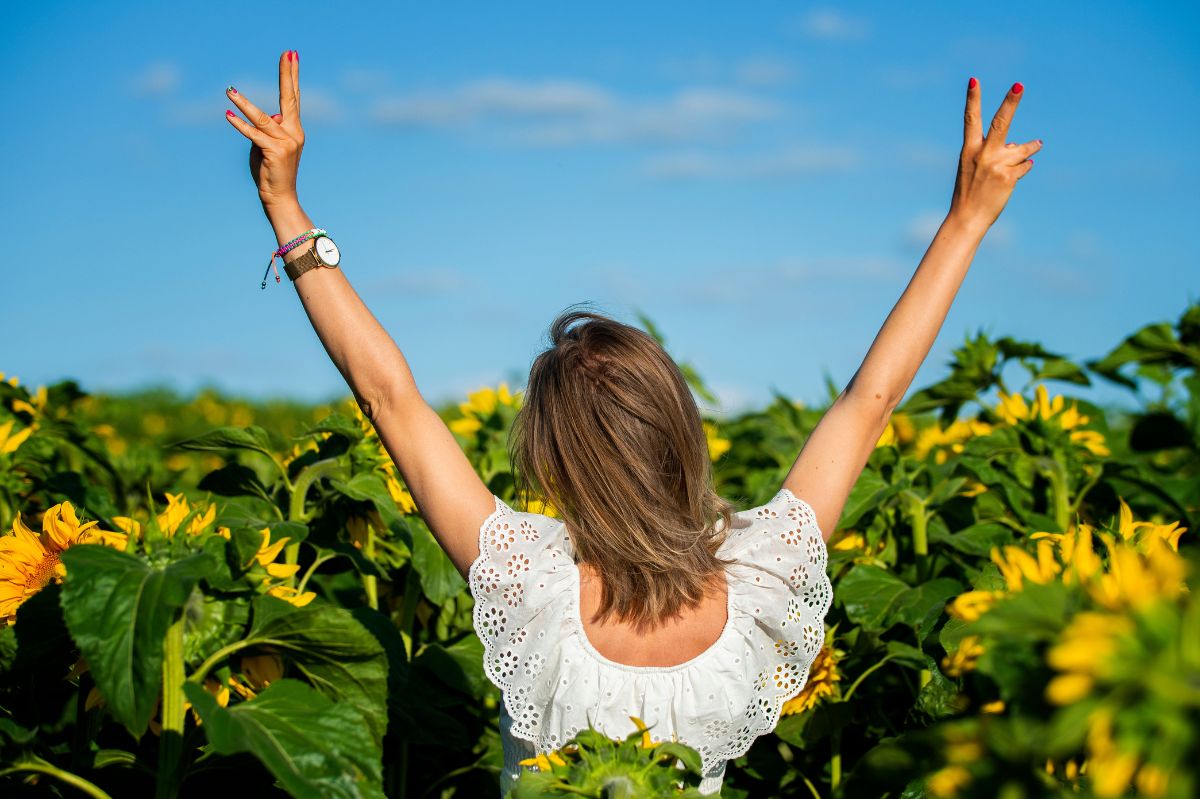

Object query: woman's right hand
[224,50,305,211]
[949,78,1041,231]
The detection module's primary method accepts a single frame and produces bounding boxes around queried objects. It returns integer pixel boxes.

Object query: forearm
[845,209,989,409]
[264,199,420,419]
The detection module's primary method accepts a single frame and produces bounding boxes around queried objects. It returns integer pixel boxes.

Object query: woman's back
[469,487,833,796]
[576,560,729,668]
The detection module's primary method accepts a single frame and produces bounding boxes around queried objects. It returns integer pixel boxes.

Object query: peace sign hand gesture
[950,79,1041,231]
[224,50,305,210]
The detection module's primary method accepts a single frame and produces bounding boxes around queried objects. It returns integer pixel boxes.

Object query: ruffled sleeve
[468,495,575,694]
[704,487,835,758]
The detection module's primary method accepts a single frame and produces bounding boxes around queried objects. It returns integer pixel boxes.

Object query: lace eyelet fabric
[468,488,834,797]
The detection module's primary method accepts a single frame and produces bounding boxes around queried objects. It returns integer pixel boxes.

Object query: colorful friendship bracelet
[261,228,328,289]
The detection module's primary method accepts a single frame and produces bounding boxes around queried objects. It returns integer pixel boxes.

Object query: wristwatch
[284,235,342,281]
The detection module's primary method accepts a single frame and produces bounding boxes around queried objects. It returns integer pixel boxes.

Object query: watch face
[315,237,341,266]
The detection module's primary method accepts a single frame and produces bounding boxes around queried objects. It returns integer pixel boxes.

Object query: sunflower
[0,501,128,625]
[111,492,224,541]
[448,383,520,436]
[779,639,843,716]
[216,526,316,607]
[0,418,36,455]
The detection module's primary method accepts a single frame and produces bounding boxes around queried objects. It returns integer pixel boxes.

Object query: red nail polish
[226,110,235,117]
[1012,82,1023,94]
[287,51,293,62]
[226,85,236,94]
[294,50,299,62]
[1028,158,1033,164]
[968,77,978,89]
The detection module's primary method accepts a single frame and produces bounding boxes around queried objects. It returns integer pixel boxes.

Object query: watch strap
[284,246,323,282]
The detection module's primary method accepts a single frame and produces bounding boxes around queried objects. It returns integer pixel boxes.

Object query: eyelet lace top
[468,487,834,796]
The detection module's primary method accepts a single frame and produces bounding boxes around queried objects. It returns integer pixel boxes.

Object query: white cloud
[130,62,181,97]
[676,256,907,306]
[372,77,782,146]
[735,56,800,87]
[362,269,469,297]
[660,55,800,87]
[879,65,944,90]
[903,210,947,250]
[641,144,860,180]
[372,77,614,127]
[903,211,1014,250]
[1066,231,1102,261]
[164,81,343,126]
[899,142,952,169]
[798,9,870,40]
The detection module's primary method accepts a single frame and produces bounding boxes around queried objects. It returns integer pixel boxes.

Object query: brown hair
[509,303,737,630]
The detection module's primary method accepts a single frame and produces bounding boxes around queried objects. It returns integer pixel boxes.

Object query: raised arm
[224,51,494,577]
[783,78,1041,538]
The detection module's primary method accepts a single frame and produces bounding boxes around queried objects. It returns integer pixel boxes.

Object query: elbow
[358,382,421,426]
[843,376,905,418]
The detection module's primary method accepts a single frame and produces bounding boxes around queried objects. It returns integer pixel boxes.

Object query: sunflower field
[1,302,1197,799]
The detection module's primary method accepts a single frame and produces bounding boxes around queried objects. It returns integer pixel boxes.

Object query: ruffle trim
[468,489,834,779]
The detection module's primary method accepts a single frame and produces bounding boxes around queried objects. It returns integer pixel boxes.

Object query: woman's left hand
[224,51,305,210]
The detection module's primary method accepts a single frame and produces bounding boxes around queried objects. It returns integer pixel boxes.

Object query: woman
[224,51,1039,794]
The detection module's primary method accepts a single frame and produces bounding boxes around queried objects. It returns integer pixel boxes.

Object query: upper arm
[781,391,892,540]
[367,391,496,580]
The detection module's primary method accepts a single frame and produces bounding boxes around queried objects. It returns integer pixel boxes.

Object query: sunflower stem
[1040,456,1071,531]
[363,522,378,610]
[0,759,115,799]
[156,613,185,799]
[830,728,842,791]
[284,459,341,578]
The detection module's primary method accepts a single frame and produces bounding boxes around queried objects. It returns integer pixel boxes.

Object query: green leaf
[912,657,960,721]
[928,522,1013,557]
[838,469,893,529]
[298,412,365,444]
[891,578,963,635]
[242,596,388,747]
[165,425,275,458]
[330,473,402,529]
[184,678,383,799]
[59,547,216,738]
[837,565,910,632]
[412,524,466,604]
[198,463,269,499]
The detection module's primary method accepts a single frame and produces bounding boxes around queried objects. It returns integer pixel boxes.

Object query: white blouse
[468,487,834,796]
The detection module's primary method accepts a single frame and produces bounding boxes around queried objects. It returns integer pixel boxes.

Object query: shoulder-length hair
[509,304,736,629]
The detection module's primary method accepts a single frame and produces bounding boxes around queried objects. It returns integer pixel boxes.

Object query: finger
[278,50,299,122]
[984,82,1024,149]
[1003,138,1043,164]
[292,49,301,121]
[225,109,273,148]
[963,76,982,148]
[226,86,286,138]
[1014,158,1035,180]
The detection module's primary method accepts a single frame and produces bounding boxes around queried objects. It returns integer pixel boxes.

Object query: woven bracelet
[261,228,327,289]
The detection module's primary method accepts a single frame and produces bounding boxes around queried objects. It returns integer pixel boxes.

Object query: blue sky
[3,1,1197,416]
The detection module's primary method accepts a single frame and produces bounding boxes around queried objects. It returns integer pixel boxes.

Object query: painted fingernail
[1037,138,1043,145]
[968,76,978,89]
[1028,158,1034,164]
[286,51,293,62]
[294,50,299,62]
[226,85,237,94]
[1012,82,1023,94]
[226,110,235,117]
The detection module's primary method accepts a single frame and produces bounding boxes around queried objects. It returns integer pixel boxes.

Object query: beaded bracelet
[261,228,328,289]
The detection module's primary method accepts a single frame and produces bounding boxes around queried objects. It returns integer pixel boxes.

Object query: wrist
[943,207,990,240]
[262,200,314,251]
